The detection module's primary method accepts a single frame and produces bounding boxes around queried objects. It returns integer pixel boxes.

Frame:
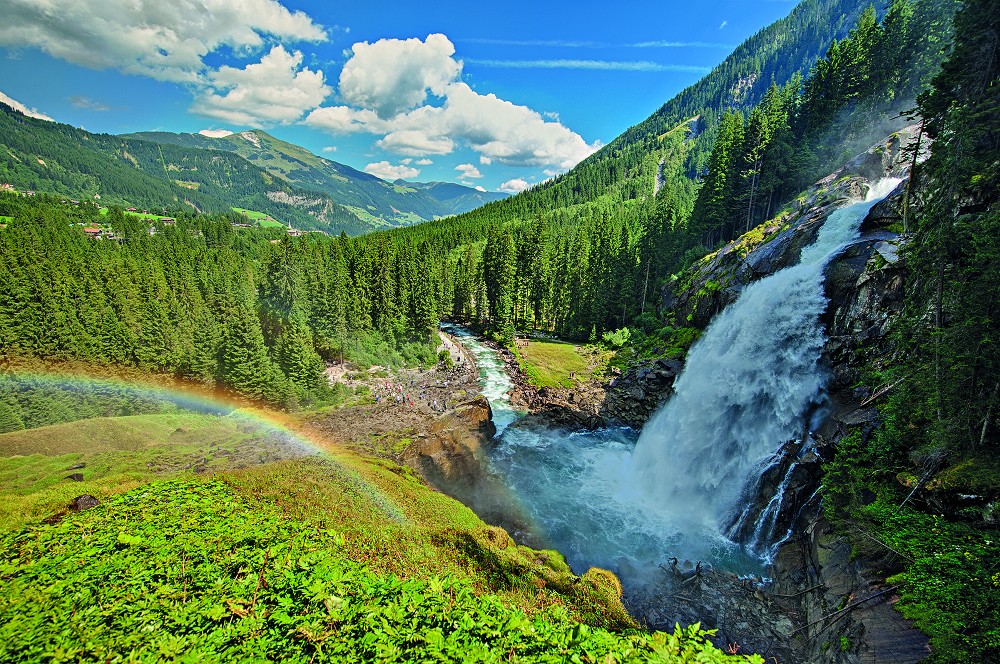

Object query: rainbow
[0,367,409,522]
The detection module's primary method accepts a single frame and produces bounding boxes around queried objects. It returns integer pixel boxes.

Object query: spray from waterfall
[630,178,902,552]
[483,178,902,581]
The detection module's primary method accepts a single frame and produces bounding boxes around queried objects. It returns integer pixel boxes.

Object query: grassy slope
[0,412,759,662]
[515,341,612,389]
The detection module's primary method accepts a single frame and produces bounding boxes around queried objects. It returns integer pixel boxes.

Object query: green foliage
[819,9,1000,656]
[601,327,631,349]
[0,480,760,663]
[0,197,439,409]
[822,433,1000,660]
[0,374,186,431]
[438,348,455,369]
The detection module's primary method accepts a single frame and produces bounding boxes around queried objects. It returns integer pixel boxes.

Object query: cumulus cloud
[0,0,326,84]
[304,105,389,134]
[339,33,460,118]
[364,160,420,180]
[416,158,433,165]
[475,185,486,192]
[479,155,492,165]
[499,178,529,194]
[199,128,235,137]
[0,90,53,121]
[305,33,600,170]
[192,45,330,125]
[321,146,337,152]
[455,163,482,179]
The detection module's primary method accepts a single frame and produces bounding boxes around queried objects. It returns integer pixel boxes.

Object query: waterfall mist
[482,179,902,585]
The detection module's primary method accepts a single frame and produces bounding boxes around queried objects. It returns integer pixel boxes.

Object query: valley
[2,0,999,661]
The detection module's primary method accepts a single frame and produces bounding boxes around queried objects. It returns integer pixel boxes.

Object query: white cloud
[192,45,330,126]
[456,163,482,179]
[0,90,53,121]
[462,38,608,48]
[199,128,235,137]
[475,185,486,192]
[400,158,412,164]
[69,96,111,111]
[304,105,388,134]
[499,178,529,194]
[339,33,460,118]
[631,40,733,48]
[416,158,433,165]
[719,20,728,30]
[0,0,326,83]
[364,160,420,181]
[306,33,600,170]
[321,145,337,152]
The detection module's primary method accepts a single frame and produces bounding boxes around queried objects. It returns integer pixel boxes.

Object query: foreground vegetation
[0,409,757,662]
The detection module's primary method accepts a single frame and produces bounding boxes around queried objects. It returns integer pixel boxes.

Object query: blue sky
[0,0,798,193]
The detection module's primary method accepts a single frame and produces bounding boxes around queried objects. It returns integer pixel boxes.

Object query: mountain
[457,0,894,219]
[125,129,509,224]
[0,104,370,233]
[0,109,507,236]
[396,180,509,217]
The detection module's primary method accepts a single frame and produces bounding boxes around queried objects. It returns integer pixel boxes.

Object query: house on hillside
[82,227,102,239]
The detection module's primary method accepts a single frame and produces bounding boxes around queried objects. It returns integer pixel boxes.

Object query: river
[441,179,901,595]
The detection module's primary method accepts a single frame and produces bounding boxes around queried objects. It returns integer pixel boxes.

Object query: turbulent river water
[444,179,901,593]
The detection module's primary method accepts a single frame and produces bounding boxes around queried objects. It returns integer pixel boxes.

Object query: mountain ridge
[124,129,509,225]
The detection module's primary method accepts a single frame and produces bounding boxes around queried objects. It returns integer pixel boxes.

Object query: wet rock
[65,473,84,482]
[69,494,100,512]
[66,463,86,470]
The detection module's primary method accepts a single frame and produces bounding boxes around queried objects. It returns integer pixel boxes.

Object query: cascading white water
[629,178,902,547]
[472,179,901,584]
[440,323,520,435]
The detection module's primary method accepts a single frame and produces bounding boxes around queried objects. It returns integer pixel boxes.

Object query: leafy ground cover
[0,468,759,662]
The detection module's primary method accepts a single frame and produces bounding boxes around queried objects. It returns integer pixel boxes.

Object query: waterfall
[474,179,900,586]
[630,179,902,551]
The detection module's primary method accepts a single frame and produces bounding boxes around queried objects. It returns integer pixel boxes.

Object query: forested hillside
[0,107,373,235]
[126,130,508,225]
[0,193,445,414]
[352,0,958,344]
[0,0,961,407]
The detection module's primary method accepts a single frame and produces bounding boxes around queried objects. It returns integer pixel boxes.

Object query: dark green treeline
[0,197,439,410]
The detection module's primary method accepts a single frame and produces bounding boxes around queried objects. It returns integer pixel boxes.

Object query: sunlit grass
[516,340,610,389]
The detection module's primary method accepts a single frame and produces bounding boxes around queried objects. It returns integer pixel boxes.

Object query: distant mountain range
[124,129,508,227]
[0,106,507,235]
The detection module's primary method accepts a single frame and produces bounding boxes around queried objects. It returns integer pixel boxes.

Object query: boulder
[69,494,100,512]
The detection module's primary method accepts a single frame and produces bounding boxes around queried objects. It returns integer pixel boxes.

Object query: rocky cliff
[658,129,930,663]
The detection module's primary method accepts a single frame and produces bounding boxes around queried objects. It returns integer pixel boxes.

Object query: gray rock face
[636,132,926,662]
[667,127,922,331]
